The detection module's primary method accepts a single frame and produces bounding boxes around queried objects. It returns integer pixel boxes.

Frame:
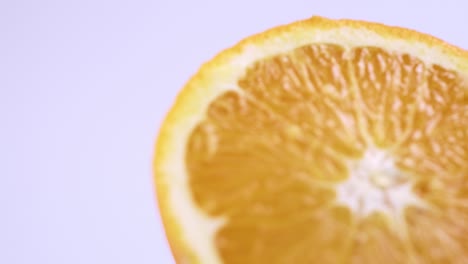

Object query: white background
[1,0,467,263]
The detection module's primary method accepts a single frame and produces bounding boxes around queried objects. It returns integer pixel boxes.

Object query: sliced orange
[154,16,468,264]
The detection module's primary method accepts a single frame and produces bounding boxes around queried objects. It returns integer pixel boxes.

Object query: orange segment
[214,205,353,263]
[406,207,468,263]
[349,47,425,148]
[154,16,468,264]
[239,44,364,159]
[348,213,407,264]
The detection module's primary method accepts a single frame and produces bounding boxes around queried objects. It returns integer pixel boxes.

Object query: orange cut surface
[154,16,468,264]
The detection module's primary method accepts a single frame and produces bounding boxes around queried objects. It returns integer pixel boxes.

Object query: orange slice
[154,16,468,264]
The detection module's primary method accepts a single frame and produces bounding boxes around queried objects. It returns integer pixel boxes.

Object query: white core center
[336,148,423,217]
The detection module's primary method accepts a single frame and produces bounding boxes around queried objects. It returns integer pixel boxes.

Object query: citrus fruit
[153,16,468,264]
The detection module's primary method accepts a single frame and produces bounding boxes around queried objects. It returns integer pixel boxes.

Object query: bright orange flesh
[185,44,467,263]
[155,16,468,264]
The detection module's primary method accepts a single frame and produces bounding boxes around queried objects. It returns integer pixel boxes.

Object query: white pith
[336,148,425,217]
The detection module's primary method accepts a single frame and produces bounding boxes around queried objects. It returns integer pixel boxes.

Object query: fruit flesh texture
[185,44,468,264]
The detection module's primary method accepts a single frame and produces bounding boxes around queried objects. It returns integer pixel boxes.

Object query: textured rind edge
[153,15,468,264]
